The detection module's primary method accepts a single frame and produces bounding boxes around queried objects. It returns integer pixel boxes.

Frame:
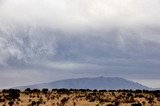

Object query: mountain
[14,77,150,90]
[153,88,160,90]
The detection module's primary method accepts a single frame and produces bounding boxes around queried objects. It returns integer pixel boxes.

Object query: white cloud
[0,25,57,64]
[133,79,160,88]
[0,0,160,30]
[46,61,101,70]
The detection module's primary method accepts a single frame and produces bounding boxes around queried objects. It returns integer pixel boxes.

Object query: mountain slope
[15,77,150,90]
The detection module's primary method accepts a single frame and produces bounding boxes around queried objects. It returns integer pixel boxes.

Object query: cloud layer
[1,0,160,29]
[0,0,160,88]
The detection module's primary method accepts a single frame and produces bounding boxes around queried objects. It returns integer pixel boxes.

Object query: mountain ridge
[13,76,150,90]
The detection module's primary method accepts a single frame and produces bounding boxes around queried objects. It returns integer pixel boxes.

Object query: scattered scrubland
[0,89,160,106]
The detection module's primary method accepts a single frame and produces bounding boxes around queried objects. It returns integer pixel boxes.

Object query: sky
[0,0,160,89]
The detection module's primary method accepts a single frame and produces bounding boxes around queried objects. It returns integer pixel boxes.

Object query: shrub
[31,101,37,106]
[127,93,133,97]
[131,103,142,106]
[8,89,20,100]
[31,89,41,93]
[61,97,68,106]
[107,104,114,106]
[25,88,31,92]
[2,89,8,93]
[135,90,142,93]
[8,101,14,106]
[3,89,20,100]
[42,88,49,94]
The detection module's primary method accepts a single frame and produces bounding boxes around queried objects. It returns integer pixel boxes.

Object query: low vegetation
[0,89,160,106]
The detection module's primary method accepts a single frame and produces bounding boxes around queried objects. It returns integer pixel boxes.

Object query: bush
[107,104,114,106]
[61,97,68,105]
[31,89,41,93]
[131,103,142,106]
[6,89,20,100]
[127,93,133,97]
[25,88,31,92]
[42,88,49,94]
[8,101,14,106]
[31,101,37,106]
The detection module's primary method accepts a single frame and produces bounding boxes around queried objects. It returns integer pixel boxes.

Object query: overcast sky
[0,0,160,89]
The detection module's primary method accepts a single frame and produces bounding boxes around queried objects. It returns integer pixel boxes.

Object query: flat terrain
[0,89,160,106]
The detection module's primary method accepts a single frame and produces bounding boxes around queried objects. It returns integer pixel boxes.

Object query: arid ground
[0,89,160,106]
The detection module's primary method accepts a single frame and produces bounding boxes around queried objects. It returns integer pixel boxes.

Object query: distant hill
[14,76,150,90]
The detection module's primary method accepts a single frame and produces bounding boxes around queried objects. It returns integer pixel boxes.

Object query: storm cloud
[0,0,160,88]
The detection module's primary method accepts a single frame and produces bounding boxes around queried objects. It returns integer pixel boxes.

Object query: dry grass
[0,89,160,106]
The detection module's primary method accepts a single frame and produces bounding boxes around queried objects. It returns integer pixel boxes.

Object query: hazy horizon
[0,0,160,89]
